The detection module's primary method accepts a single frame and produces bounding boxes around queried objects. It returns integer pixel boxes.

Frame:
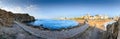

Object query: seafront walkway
[14,21,89,39]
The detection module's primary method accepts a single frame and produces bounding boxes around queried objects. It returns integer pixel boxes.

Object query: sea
[28,19,79,30]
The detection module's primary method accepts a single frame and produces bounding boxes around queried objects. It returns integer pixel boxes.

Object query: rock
[0,9,35,27]
[103,17,120,39]
[16,33,25,39]
[0,9,14,27]
[13,13,35,22]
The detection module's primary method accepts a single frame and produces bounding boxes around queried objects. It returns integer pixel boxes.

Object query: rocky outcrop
[0,9,35,27]
[103,17,120,39]
[13,13,35,22]
[0,9,14,27]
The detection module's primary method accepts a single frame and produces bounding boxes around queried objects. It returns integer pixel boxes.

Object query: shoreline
[25,23,83,31]
[24,19,80,31]
[14,21,89,39]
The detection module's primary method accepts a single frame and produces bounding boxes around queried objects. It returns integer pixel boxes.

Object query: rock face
[0,9,14,26]
[103,18,120,39]
[0,9,35,27]
[13,13,35,22]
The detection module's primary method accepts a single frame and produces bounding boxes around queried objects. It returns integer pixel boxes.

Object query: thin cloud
[26,5,38,11]
[1,6,26,13]
[1,5,38,13]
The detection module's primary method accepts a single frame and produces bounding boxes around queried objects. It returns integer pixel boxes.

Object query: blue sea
[28,19,79,30]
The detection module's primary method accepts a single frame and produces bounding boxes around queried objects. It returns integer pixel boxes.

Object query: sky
[0,0,120,19]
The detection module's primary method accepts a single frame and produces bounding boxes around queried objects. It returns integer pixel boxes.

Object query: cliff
[103,18,120,39]
[0,9,35,27]
[13,13,35,22]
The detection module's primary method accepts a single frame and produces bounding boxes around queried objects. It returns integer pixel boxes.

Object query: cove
[28,19,79,30]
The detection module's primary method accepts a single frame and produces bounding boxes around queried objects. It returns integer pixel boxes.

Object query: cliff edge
[0,9,35,27]
[103,17,120,39]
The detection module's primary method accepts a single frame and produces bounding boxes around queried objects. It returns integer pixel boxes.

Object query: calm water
[28,19,79,30]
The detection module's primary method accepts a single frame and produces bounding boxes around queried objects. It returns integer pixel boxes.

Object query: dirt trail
[69,26,103,39]
[91,26,101,39]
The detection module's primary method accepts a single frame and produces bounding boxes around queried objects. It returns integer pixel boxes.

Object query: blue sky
[0,0,120,19]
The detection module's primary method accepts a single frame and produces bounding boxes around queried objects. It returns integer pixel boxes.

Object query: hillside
[0,9,35,27]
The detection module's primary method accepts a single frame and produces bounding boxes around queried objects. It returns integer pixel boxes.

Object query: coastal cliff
[0,9,35,27]
[13,13,35,22]
[103,18,120,39]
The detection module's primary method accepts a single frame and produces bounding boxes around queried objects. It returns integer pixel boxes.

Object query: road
[14,21,89,39]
